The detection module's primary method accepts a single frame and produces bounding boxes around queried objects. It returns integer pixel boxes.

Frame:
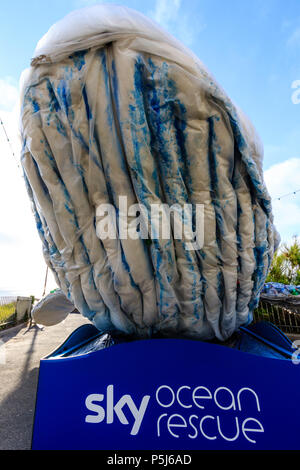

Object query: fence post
[16,297,33,323]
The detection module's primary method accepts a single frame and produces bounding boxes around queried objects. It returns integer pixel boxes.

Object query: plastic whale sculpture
[20,4,280,341]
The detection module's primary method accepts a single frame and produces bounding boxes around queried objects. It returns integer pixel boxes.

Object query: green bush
[0,302,17,324]
[266,236,300,285]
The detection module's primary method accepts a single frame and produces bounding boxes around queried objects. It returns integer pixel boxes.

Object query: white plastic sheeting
[20,4,279,341]
[31,290,75,326]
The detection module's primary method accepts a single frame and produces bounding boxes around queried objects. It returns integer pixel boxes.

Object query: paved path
[0,314,89,450]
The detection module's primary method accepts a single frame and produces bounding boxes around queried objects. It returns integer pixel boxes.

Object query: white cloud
[72,0,202,46]
[0,78,57,297]
[150,0,182,27]
[264,158,300,244]
[264,144,284,161]
[73,0,107,7]
[149,0,204,46]
[287,27,300,48]
[0,77,19,112]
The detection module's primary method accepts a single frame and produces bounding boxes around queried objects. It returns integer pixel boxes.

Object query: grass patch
[0,302,17,324]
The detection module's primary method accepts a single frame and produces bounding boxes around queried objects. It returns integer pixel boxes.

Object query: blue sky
[1,0,300,169]
[0,0,299,295]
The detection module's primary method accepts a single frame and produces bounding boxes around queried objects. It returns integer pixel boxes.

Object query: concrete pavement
[0,313,89,450]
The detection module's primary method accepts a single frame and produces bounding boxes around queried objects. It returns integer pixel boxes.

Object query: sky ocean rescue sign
[84,384,263,444]
[32,338,300,450]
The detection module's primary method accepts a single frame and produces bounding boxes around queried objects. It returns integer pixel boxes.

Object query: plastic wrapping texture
[20,4,280,341]
[31,290,75,326]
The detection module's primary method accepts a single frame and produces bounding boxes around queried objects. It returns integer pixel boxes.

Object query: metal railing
[254,295,300,335]
[1,293,299,335]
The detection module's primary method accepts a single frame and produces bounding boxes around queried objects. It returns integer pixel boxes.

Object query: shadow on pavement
[0,366,39,450]
[0,328,40,450]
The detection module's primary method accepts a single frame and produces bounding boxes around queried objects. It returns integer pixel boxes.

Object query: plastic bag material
[31,290,75,326]
[20,4,280,341]
[53,333,114,358]
[262,283,300,296]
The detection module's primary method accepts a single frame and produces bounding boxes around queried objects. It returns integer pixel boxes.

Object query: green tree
[266,236,300,285]
[282,237,300,283]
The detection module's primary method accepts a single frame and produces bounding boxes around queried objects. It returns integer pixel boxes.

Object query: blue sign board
[32,329,300,450]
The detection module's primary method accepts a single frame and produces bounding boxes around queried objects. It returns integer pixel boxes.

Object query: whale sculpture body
[20,5,279,340]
